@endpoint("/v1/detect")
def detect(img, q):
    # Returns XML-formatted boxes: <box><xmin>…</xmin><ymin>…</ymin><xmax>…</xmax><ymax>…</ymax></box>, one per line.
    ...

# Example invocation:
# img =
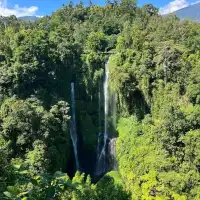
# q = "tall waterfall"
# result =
<box><xmin>70</xmin><ymin>82</ymin><xmax>80</xmax><ymax>171</ymax></box>
<box><xmin>95</xmin><ymin>60</ymin><xmax>110</xmax><ymax>176</ymax></box>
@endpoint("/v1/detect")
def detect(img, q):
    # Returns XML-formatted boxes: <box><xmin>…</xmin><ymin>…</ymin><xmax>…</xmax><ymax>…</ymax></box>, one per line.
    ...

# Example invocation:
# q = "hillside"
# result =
<box><xmin>18</xmin><ymin>16</ymin><xmax>39</xmax><ymax>21</ymax></box>
<box><xmin>173</xmin><ymin>2</ymin><xmax>200</xmax><ymax>22</ymax></box>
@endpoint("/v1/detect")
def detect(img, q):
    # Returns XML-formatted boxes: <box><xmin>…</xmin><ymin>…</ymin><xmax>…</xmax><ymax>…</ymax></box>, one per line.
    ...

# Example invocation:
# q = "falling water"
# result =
<box><xmin>70</xmin><ymin>82</ymin><xmax>80</xmax><ymax>171</ymax></box>
<box><xmin>108</xmin><ymin>138</ymin><xmax>117</xmax><ymax>170</ymax></box>
<box><xmin>95</xmin><ymin>60</ymin><xmax>110</xmax><ymax>176</ymax></box>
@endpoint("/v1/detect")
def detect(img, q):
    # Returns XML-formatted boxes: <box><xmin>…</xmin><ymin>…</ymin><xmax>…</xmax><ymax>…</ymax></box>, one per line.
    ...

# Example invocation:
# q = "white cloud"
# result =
<box><xmin>159</xmin><ymin>0</ymin><xmax>189</xmax><ymax>15</ymax></box>
<box><xmin>0</xmin><ymin>0</ymin><xmax>38</xmax><ymax>17</ymax></box>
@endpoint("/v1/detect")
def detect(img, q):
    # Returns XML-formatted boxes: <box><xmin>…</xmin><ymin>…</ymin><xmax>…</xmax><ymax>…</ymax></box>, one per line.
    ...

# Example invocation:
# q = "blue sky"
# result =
<box><xmin>0</xmin><ymin>0</ymin><xmax>199</xmax><ymax>17</ymax></box>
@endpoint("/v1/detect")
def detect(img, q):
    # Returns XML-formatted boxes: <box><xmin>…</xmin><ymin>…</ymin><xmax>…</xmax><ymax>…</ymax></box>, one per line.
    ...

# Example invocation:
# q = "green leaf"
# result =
<box><xmin>19</xmin><ymin>170</ymin><xmax>29</xmax><ymax>175</ymax></box>
<box><xmin>3</xmin><ymin>191</ymin><xmax>13</xmax><ymax>198</ymax></box>
<box><xmin>13</xmin><ymin>164</ymin><xmax>21</xmax><ymax>170</ymax></box>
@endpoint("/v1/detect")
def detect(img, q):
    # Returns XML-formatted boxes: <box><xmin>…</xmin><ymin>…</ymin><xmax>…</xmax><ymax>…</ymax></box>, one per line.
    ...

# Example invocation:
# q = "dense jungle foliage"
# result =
<box><xmin>1</xmin><ymin>0</ymin><xmax>200</xmax><ymax>199</ymax></box>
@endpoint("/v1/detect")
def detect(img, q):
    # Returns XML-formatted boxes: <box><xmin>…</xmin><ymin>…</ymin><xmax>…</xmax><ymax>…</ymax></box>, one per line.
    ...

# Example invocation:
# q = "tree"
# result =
<box><xmin>119</xmin><ymin>0</ymin><xmax>137</xmax><ymax>16</ymax></box>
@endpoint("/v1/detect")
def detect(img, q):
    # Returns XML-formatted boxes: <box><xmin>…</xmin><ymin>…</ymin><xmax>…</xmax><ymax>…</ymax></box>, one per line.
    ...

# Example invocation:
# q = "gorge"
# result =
<box><xmin>70</xmin><ymin>57</ymin><xmax>118</xmax><ymax>178</ymax></box>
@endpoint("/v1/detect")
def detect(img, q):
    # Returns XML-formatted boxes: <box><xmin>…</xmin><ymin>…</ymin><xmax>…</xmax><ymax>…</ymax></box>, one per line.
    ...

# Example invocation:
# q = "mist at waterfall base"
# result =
<box><xmin>69</xmin><ymin>58</ymin><xmax>118</xmax><ymax>179</ymax></box>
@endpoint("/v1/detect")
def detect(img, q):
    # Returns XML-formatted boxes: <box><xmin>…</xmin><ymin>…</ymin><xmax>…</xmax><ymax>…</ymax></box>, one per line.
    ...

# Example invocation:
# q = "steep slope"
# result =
<box><xmin>174</xmin><ymin>2</ymin><xmax>200</xmax><ymax>22</ymax></box>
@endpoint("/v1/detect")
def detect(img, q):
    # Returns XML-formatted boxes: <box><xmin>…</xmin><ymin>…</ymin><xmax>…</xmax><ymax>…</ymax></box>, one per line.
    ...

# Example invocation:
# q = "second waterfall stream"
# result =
<box><xmin>70</xmin><ymin>82</ymin><xmax>80</xmax><ymax>171</ymax></box>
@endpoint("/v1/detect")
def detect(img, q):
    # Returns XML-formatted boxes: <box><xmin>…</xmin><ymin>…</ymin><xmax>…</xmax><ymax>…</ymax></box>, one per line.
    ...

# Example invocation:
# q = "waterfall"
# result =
<box><xmin>95</xmin><ymin>60</ymin><xmax>109</xmax><ymax>176</ymax></box>
<box><xmin>95</xmin><ymin>58</ymin><xmax>118</xmax><ymax>176</ymax></box>
<box><xmin>108</xmin><ymin>138</ymin><xmax>117</xmax><ymax>170</ymax></box>
<box><xmin>70</xmin><ymin>82</ymin><xmax>80</xmax><ymax>171</ymax></box>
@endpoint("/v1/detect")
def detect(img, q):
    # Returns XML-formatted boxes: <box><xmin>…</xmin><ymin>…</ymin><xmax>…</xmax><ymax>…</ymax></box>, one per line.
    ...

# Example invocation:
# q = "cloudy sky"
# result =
<box><xmin>0</xmin><ymin>0</ymin><xmax>199</xmax><ymax>17</ymax></box>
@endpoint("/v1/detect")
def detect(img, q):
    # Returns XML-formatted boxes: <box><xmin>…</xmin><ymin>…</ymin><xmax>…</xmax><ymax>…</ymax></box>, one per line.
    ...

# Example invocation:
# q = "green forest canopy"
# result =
<box><xmin>1</xmin><ymin>0</ymin><xmax>200</xmax><ymax>199</ymax></box>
